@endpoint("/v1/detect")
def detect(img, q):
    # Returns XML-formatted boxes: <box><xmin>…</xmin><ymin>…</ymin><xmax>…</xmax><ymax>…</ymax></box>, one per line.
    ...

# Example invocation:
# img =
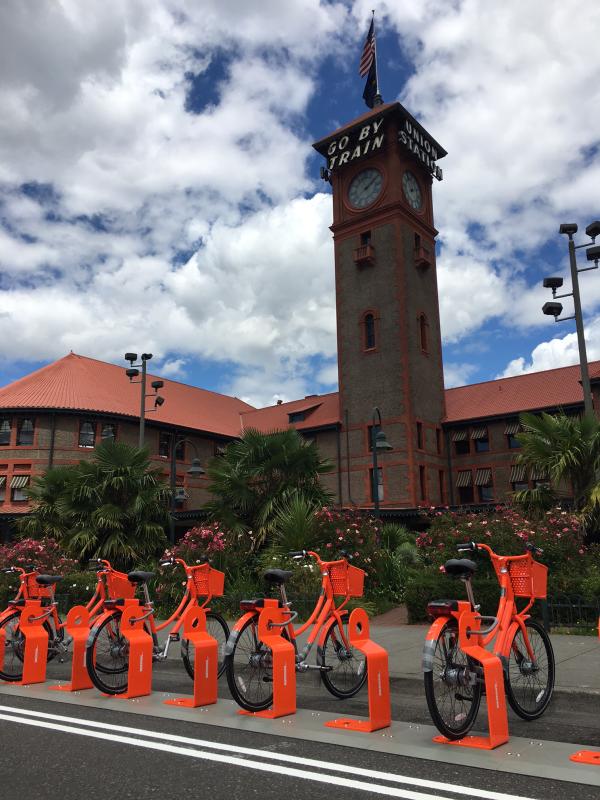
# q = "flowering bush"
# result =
<box><xmin>312</xmin><ymin>507</ymin><xmax>380</xmax><ymax>586</ymax></box>
<box><xmin>0</xmin><ymin>537</ymin><xmax>77</xmax><ymax>574</ymax></box>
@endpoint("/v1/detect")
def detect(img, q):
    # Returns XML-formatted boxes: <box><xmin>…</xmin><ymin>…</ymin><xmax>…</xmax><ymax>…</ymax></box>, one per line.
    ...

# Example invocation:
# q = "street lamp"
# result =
<box><xmin>169</xmin><ymin>436</ymin><xmax>206</xmax><ymax>544</ymax></box>
<box><xmin>542</xmin><ymin>221</ymin><xmax>600</xmax><ymax>416</ymax></box>
<box><xmin>124</xmin><ymin>353</ymin><xmax>166</xmax><ymax>447</ymax></box>
<box><xmin>371</xmin><ymin>407</ymin><xmax>393</xmax><ymax>516</ymax></box>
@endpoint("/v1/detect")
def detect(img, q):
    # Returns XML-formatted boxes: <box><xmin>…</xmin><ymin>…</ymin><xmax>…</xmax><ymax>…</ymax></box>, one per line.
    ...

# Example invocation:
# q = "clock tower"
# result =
<box><xmin>313</xmin><ymin>103</ymin><xmax>447</xmax><ymax>509</ymax></box>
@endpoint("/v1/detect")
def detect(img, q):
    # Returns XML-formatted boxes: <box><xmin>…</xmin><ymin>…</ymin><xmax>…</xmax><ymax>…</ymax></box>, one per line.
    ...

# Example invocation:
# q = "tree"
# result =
<box><xmin>514</xmin><ymin>411</ymin><xmax>600</xmax><ymax>538</ymax></box>
<box><xmin>204</xmin><ymin>427</ymin><xmax>333</xmax><ymax>549</ymax></box>
<box><xmin>20</xmin><ymin>441</ymin><xmax>171</xmax><ymax>567</ymax></box>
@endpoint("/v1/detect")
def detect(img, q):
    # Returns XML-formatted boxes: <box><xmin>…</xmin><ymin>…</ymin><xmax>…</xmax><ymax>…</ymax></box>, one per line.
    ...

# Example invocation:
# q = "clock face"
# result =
<box><xmin>347</xmin><ymin>168</ymin><xmax>383</xmax><ymax>209</ymax></box>
<box><xmin>402</xmin><ymin>171</ymin><xmax>422</xmax><ymax>210</ymax></box>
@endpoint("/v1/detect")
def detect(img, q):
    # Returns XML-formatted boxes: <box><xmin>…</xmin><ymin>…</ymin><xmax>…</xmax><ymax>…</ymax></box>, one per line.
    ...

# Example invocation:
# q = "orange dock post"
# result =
<box><xmin>164</xmin><ymin>606</ymin><xmax>218</xmax><ymax>709</ymax></box>
<box><xmin>325</xmin><ymin>608</ymin><xmax>391</xmax><ymax>733</ymax></box>
<box><xmin>116</xmin><ymin>599</ymin><xmax>154</xmax><ymax>699</ymax></box>
<box><xmin>239</xmin><ymin>598</ymin><xmax>296</xmax><ymax>719</ymax></box>
<box><xmin>11</xmin><ymin>600</ymin><xmax>50</xmax><ymax>685</ymax></box>
<box><xmin>49</xmin><ymin>605</ymin><xmax>93</xmax><ymax>693</ymax></box>
<box><xmin>433</xmin><ymin>609</ymin><xmax>509</xmax><ymax>750</ymax></box>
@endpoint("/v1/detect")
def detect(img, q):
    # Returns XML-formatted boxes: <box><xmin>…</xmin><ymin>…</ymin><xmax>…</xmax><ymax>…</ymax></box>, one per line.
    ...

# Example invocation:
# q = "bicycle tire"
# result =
<box><xmin>0</xmin><ymin>611</ymin><xmax>24</xmax><ymax>681</ymax></box>
<box><xmin>423</xmin><ymin>618</ymin><xmax>482</xmax><ymax>740</ymax></box>
<box><xmin>319</xmin><ymin>617</ymin><xmax>367</xmax><ymax>698</ymax></box>
<box><xmin>505</xmin><ymin>618</ymin><xmax>555</xmax><ymax>720</ymax></box>
<box><xmin>181</xmin><ymin>611</ymin><xmax>229</xmax><ymax>680</ymax></box>
<box><xmin>85</xmin><ymin>611</ymin><xmax>129</xmax><ymax>695</ymax></box>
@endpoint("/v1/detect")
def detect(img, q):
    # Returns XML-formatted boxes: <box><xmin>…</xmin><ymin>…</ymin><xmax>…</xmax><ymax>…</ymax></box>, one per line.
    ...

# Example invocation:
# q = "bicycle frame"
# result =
<box><xmin>233</xmin><ymin>551</ymin><xmax>354</xmax><ymax>666</ymax></box>
<box><xmin>425</xmin><ymin>543</ymin><xmax>539</xmax><ymax>673</ymax></box>
<box><xmin>0</xmin><ymin>566</ymin><xmax>62</xmax><ymax>634</ymax></box>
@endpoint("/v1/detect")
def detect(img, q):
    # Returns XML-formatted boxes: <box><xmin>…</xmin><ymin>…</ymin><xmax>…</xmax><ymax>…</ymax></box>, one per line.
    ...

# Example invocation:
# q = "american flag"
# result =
<box><xmin>359</xmin><ymin>19</ymin><xmax>375</xmax><ymax>77</ymax></box>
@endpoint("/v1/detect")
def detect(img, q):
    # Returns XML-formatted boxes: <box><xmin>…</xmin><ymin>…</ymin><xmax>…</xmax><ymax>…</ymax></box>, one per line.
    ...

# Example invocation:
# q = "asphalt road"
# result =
<box><xmin>1</xmin><ymin>692</ymin><xmax>598</xmax><ymax>800</ymax></box>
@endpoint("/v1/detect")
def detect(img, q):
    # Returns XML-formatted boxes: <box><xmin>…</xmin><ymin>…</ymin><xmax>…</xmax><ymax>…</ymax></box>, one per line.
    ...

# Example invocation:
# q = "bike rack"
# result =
<box><xmin>164</xmin><ymin>606</ymin><xmax>218</xmax><ymax>709</ymax></box>
<box><xmin>238</xmin><ymin>598</ymin><xmax>296</xmax><ymax>719</ymax></box>
<box><xmin>433</xmin><ymin>609</ymin><xmax>509</xmax><ymax>750</ymax></box>
<box><xmin>49</xmin><ymin>606</ymin><xmax>93</xmax><ymax>693</ymax></box>
<box><xmin>0</xmin><ymin>600</ymin><xmax>50</xmax><ymax>685</ymax></box>
<box><xmin>324</xmin><ymin>607</ymin><xmax>391</xmax><ymax>733</ymax></box>
<box><xmin>569</xmin><ymin>623</ymin><xmax>600</xmax><ymax>765</ymax></box>
<box><xmin>115</xmin><ymin>599</ymin><xmax>154</xmax><ymax>700</ymax></box>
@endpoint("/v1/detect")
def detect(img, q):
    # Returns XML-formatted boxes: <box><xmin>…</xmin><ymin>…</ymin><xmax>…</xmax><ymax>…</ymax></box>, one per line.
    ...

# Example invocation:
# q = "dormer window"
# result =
<box><xmin>289</xmin><ymin>411</ymin><xmax>306</xmax><ymax>423</ymax></box>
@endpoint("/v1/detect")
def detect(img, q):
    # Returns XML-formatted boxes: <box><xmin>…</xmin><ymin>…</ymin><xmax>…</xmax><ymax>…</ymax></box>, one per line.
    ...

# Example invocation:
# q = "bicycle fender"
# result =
<box><xmin>224</xmin><ymin>611</ymin><xmax>257</xmax><ymax>657</ymax></box>
<box><xmin>0</xmin><ymin>606</ymin><xmax>19</xmax><ymax>626</ymax></box>
<box><xmin>316</xmin><ymin>609</ymin><xmax>348</xmax><ymax>649</ymax></box>
<box><xmin>86</xmin><ymin>609</ymin><xmax>119</xmax><ymax>647</ymax></box>
<box><xmin>422</xmin><ymin>616</ymin><xmax>450</xmax><ymax>672</ymax></box>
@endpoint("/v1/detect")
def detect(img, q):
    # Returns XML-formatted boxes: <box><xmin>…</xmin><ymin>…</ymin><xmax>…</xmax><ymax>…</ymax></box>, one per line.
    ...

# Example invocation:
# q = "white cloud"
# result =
<box><xmin>443</xmin><ymin>362</ymin><xmax>478</xmax><ymax>389</ymax></box>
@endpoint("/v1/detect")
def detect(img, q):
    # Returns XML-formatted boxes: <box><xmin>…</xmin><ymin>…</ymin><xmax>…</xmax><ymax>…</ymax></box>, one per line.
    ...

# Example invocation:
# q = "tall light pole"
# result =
<box><xmin>124</xmin><ymin>352</ymin><xmax>166</xmax><ymax>447</ymax></box>
<box><xmin>542</xmin><ymin>221</ymin><xmax>600</xmax><ymax>417</ymax></box>
<box><xmin>371</xmin><ymin>406</ymin><xmax>393</xmax><ymax>516</ymax></box>
<box><xmin>169</xmin><ymin>436</ymin><xmax>205</xmax><ymax>544</ymax></box>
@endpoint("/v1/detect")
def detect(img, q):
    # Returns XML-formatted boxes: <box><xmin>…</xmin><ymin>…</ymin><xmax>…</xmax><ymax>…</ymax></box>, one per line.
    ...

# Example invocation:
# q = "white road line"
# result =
<box><xmin>0</xmin><ymin>704</ymin><xmax>538</xmax><ymax>800</ymax></box>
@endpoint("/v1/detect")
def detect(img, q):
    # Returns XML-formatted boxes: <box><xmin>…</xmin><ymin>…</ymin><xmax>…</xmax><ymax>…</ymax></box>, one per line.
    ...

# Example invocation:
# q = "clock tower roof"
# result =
<box><xmin>312</xmin><ymin>101</ymin><xmax>447</xmax><ymax>161</ymax></box>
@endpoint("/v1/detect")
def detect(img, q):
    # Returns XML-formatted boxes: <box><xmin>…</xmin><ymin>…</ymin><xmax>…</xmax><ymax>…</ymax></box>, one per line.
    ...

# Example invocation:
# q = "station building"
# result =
<box><xmin>0</xmin><ymin>102</ymin><xmax>594</xmax><ymax>535</ymax></box>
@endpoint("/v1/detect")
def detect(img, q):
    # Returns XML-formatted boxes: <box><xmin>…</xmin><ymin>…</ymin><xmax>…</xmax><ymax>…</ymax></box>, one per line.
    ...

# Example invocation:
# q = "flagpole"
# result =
<box><xmin>371</xmin><ymin>9</ymin><xmax>383</xmax><ymax>106</ymax></box>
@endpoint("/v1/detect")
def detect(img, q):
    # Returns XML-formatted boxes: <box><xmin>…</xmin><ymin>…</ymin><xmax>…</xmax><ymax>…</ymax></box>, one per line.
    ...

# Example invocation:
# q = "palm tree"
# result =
<box><xmin>22</xmin><ymin>441</ymin><xmax>171</xmax><ymax>567</ymax></box>
<box><xmin>204</xmin><ymin>427</ymin><xmax>333</xmax><ymax>549</ymax></box>
<box><xmin>514</xmin><ymin>411</ymin><xmax>600</xmax><ymax>536</ymax></box>
<box><xmin>19</xmin><ymin>466</ymin><xmax>75</xmax><ymax>539</ymax></box>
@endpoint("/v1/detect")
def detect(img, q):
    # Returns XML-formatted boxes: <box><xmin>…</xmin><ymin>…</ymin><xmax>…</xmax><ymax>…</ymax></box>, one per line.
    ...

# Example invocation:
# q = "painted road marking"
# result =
<box><xmin>0</xmin><ymin>704</ymin><xmax>537</xmax><ymax>800</ymax></box>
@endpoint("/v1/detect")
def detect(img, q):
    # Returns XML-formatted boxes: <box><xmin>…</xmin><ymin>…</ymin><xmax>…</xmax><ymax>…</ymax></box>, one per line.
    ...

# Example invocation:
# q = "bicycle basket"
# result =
<box><xmin>190</xmin><ymin>564</ymin><xmax>225</xmax><ymax>597</ymax></box>
<box><xmin>106</xmin><ymin>569</ymin><xmax>136</xmax><ymax>600</ymax></box>
<box><xmin>25</xmin><ymin>574</ymin><xmax>53</xmax><ymax>600</ymax></box>
<box><xmin>509</xmin><ymin>557</ymin><xmax>547</xmax><ymax>599</ymax></box>
<box><xmin>328</xmin><ymin>561</ymin><xmax>365</xmax><ymax>598</ymax></box>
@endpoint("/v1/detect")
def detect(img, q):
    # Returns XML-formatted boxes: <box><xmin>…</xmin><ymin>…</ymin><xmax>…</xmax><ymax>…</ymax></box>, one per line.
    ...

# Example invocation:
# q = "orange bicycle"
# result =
<box><xmin>225</xmin><ymin>550</ymin><xmax>367</xmax><ymax>712</ymax></box>
<box><xmin>0</xmin><ymin>565</ymin><xmax>64</xmax><ymax>681</ymax></box>
<box><xmin>85</xmin><ymin>556</ymin><xmax>229</xmax><ymax>694</ymax></box>
<box><xmin>423</xmin><ymin>540</ymin><xmax>555</xmax><ymax>740</ymax></box>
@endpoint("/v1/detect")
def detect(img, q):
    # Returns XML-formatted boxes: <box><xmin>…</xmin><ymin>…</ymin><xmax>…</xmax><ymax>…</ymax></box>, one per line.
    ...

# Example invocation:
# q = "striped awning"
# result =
<box><xmin>10</xmin><ymin>475</ymin><xmax>29</xmax><ymax>489</ymax></box>
<box><xmin>510</xmin><ymin>464</ymin><xmax>527</xmax><ymax>482</ymax></box>
<box><xmin>504</xmin><ymin>421</ymin><xmax>521</xmax><ymax>435</ymax></box>
<box><xmin>0</xmin><ymin>476</ymin><xmax>5</xmax><ymax>488</ymax></box>
<box><xmin>451</xmin><ymin>430</ymin><xmax>468</xmax><ymax>442</ymax></box>
<box><xmin>474</xmin><ymin>468</ymin><xmax>492</xmax><ymax>486</ymax></box>
<box><xmin>456</xmin><ymin>471</ymin><xmax>472</xmax><ymax>488</ymax></box>
<box><xmin>530</xmin><ymin>466</ymin><xmax>549</xmax><ymax>481</ymax></box>
<box><xmin>471</xmin><ymin>427</ymin><xmax>488</xmax><ymax>440</ymax></box>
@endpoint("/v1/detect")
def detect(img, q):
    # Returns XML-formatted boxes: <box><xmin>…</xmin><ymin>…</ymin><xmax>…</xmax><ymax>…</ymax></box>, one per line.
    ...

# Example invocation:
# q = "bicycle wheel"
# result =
<box><xmin>225</xmin><ymin>615</ymin><xmax>289</xmax><ymax>712</ymax></box>
<box><xmin>424</xmin><ymin>619</ymin><xmax>482</xmax><ymax>740</ymax></box>
<box><xmin>319</xmin><ymin>617</ymin><xmax>367</xmax><ymax>698</ymax></box>
<box><xmin>505</xmin><ymin>618</ymin><xmax>555</xmax><ymax>720</ymax></box>
<box><xmin>181</xmin><ymin>611</ymin><xmax>229</xmax><ymax>680</ymax></box>
<box><xmin>0</xmin><ymin>612</ymin><xmax>25</xmax><ymax>681</ymax></box>
<box><xmin>85</xmin><ymin>611</ymin><xmax>129</xmax><ymax>695</ymax></box>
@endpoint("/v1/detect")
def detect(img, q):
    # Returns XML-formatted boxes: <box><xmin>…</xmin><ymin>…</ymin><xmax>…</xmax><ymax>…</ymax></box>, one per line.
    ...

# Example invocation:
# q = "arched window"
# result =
<box><xmin>17</xmin><ymin>418</ymin><xmax>34</xmax><ymax>446</ymax></box>
<box><xmin>79</xmin><ymin>421</ymin><xmax>96</xmax><ymax>448</ymax></box>
<box><xmin>364</xmin><ymin>313</ymin><xmax>376</xmax><ymax>350</ymax></box>
<box><xmin>0</xmin><ymin>419</ymin><xmax>11</xmax><ymax>446</ymax></box>
<box><xmin>418</xmin><ymin>313</ymin><xmax>429</xmax><ymax>353</ymax></box>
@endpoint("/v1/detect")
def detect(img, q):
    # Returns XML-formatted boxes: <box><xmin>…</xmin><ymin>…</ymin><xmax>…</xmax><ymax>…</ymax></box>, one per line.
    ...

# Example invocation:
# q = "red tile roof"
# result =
<box><xmin>444</xmin><ymin>360</ymin><xmax>600</xmax><ymax>423</ymax></box>
<box><xmin>241</xmin><ymin>393</ymin><xmax>340</xmax><ymax>433</ymax></box>
<box><xmin>0</xmin><ymin>353</ymin><xmax>254</xmax><ymax>437</ymax></box>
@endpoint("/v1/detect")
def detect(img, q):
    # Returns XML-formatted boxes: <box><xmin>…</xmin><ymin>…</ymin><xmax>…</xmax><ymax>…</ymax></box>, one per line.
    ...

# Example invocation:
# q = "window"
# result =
<box><xmin>438</xmin><ymin>470</ymin><xmax>445</xmax><ymax>503</ymax></box>
<box><xmin>416</xmin><ymin>421</ymin><xmax>424</xmax><ymax>450</ymax></box>
<box><xmin>364</xmin><ymin>313</ymin><xmax>376</xmax><ymax>350</ymax></box>
<box><xmin>512</xmin><ymin>481</ymin><xmax>529</xmax><ymax>493</ymax></box>
<box><xmin>505</xmin><ymin>421</ymin><xmax>521</xmax><ymax>449</ymax></box>
<box><xmin>0</xmin><ymin>476</ymin><xmax>6</xmax><ymax>503</ymax></box>
<box><xmin>475</xmin><ymin>468</ymin><xmax>493</xmax><ymax>502</ymax></box>
<box><xmin>17</xmin><ymin>418</ymin><xmax>34</xmax><ymax>446</ymax></box>
<box><xmin>510</xmin><ymin>464</ymin><xmax>528</xmax><ymax>493</ymax></box>
<box><xmin>10</xmin><ymin>475</ymin><xmax>29</xmax><ymax>502</ymax></box>
<box><xmin>78</xmin><ymin>421</ymin><xmax>95</xmax><ymax>448</ymax></box>
<box><xmin>370</xmin><ymin>467</ymin><xmax>384</xmax><ymax>503</ymax></box>
<box><xmin>159</xmin><ymin>432</ymin><xmax>170</xmax><ymax>458</ymax></box>
<box><xmin>214</xmin><ymin>442</ymin><xmax>227</xmax><ymax>457</ymax></box>
<box><xmin>0</xmin><ymin>419</ymin><xmax>11</xmax><ymax>446</ymax></box>
<box><xmin>436</xmin><ymin>427</ymin><xmax>442</xmax><ymax>455</ymax></box>
<box><xmin>452</xmin><ymin>430</ymin><xmax>470</xmax><ymax>456</ymax></box>
<box><xmin>360</xmin><ymin>230</ymin><xmax>371</xmax><ymax>246</ymax></box>
<box><xmin>175</xmin><ymin>439</ymin><xmax>185</xmax><ymax>461</ymax></box>
<box><xmin>418</xmin><ymin>313</ymin><xmax>429</xmax><ymax>353</ymax></box>
<box><xmin>419</xmin><ymin>465</ymin><xmax>427</xmax><ymax>501</ymax></box>
<box><xmin>471</xmin><ymin>427</ymin><xmax>489</xmax><ymax>453</ymax></box>
<box><xmin>101</xmin><ymin>423</ymin><xmax>116</xmax><ymax>441</ymax></box>
<box><xmin>457</xmin><ymin>470</ymin><xmax>473</xmax><ymax>504</ymax></box>
<box><xmin>288</xmin><ymin>411</ymin><xmax>306</xmax><ymax>423</ymax></box>
<box><xmin>414</xmin><ymin>233</ymin><xmax>421</xmax><ymax>250</ymax></box>
<box><xmin>367</xmin><ymin>423</ymin><xmax>381</xmax><ymax>452</ymax></box>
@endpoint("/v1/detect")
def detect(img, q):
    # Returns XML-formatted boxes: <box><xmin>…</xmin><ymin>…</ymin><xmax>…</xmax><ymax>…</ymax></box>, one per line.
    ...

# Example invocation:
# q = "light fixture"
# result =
<box><xmin>126</xmin><ymin>368</ymin><xmax>140</xmax><ymax>380</ymax></box>
<box><xmin>187</xmin><ymin>458</ymin><xmax>205</xmax><ymax>477</ymax></box>
<box><xmin>585</xmin><ymin>221</ymin><xmax>600</xmax><ymax>241</ymax></box>
<box><xmin>154</xmin><ymin>395</ymin><xmax>165</xmax><ymax>407</ymax></box>
<box><xmin>586</xmin><ymin>245</ymin><xmax>600</xmax><ymax>263</ymax></box>
<box><xmin>151</xmin><ymin>380</ymin><xmax>164</xmax><ymax>390</ymax></box>
<box><xmin>542</xmin><ymin>277</ymin><xmax>563</xmax><ymax>291</ymax></box>
<box><xmin>124</xmin><ymin>352</ymin><xmax>137</xmax><ymax>363</ymax></box>
<box><xmin>542</xmin><ymin>301</ymin><xmax>563</xmax><ymax>318</ymax></box>
<box><xmin>375</xmin><ymin>430</ymin><xmax>393</xmax><ymax>451</ymax></box>
<box><xmin>559</xmin><ymin>223</ymin><xmax>578</xmax><ymax>235</ymax></box>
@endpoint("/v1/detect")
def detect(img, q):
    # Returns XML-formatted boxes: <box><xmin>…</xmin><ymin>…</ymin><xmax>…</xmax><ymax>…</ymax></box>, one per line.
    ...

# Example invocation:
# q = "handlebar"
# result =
<box><xmin>288</xmin><ymin>550</ymin><xmax>307</xmax><ymax>560</ymax></box>
<box><xmin>456</xmin><ymin>542</ymin><xmax>477</xmax><ymax>553</ymax></box>
<box><xmin>525</xmin><ymin>541</ymin><xmax>544</xmax><ymax>556</ymax></box>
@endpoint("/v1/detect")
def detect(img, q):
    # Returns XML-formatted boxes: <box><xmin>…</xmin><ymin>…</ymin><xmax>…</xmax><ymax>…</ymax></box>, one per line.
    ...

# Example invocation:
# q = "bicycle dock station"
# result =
<box><xmin>2</xmin><ymin>600</ymin><xmax>50</xmax><ymax>686</ymax></box>
<box><xmin>164</xmin><ymin>606</ymin><xmax>218</xmax><ymax>709</ymax></box>
<box><xmin>49</xmin><ymin>606</ymin><xmax>93</xmax><ymax>693</ymax></box>
<box><xmin>115</xmin><ymin>599</ymin><xmax>154</xmax><ymax>700</ymax></box>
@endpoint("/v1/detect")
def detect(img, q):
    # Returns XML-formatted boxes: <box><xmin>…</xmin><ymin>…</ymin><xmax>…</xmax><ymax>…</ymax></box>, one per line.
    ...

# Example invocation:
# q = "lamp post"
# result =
<box><xmin>542</xmin><ymin>221</ymin><xmax>600</xmax><ymax>417</ymax></box>
<box><xmin>169</xmin><ymin>436</ymin><xmax>205</xmax><ymax>544</ymax></box>
<box><xmin>124</xmin><ymin>352</ymin><xmax>166</xmax><ymax>447</ymax></box>
<box><xmin>371</xmin><ymin>407</ymin><xmax>393</xmax><ymax>516</ymax></box>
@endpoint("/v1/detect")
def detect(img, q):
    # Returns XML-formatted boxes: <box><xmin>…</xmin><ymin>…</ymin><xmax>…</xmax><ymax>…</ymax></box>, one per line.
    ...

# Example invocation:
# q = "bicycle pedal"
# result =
<box><xmin>169</xmin><ymin>633</ymin><xmax>180</xmax><ymax>642</ymax></box>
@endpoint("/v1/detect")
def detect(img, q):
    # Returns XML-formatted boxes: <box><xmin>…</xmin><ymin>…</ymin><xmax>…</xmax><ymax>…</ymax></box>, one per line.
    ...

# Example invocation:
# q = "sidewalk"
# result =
<box><xmin>369</xmin><ymin>620</ymin><xmax>600</xmax><ymax>694</ymax></box>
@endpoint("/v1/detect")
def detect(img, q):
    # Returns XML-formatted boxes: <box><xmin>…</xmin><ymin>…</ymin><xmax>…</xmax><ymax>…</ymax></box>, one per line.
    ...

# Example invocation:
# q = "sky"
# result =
<box><xmin>1</xmin><ymin>0</ymin><xmax>599</xmax><ymax>409</ymax></box>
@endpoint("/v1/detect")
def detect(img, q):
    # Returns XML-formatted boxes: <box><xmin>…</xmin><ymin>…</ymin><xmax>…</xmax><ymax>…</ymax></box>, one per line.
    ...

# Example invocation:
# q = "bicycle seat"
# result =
<box><xmin>443</xmin><ymin>559</ymin><xmax>477</xmax><ymax>578</ymax></box>
<box><xmin>263</xmin><ymin>569</ymin><xmax>293</xmax><ymax>585</ymax></box>
<box><xmin>127</xmin><ymin>570</ymin><xmax>155</xmax><ymax>584</ymax></box>
<box><xmin>35</xmin><ymin>574</ymin><xmax>62</xmax><ymax>586</ymax></box>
